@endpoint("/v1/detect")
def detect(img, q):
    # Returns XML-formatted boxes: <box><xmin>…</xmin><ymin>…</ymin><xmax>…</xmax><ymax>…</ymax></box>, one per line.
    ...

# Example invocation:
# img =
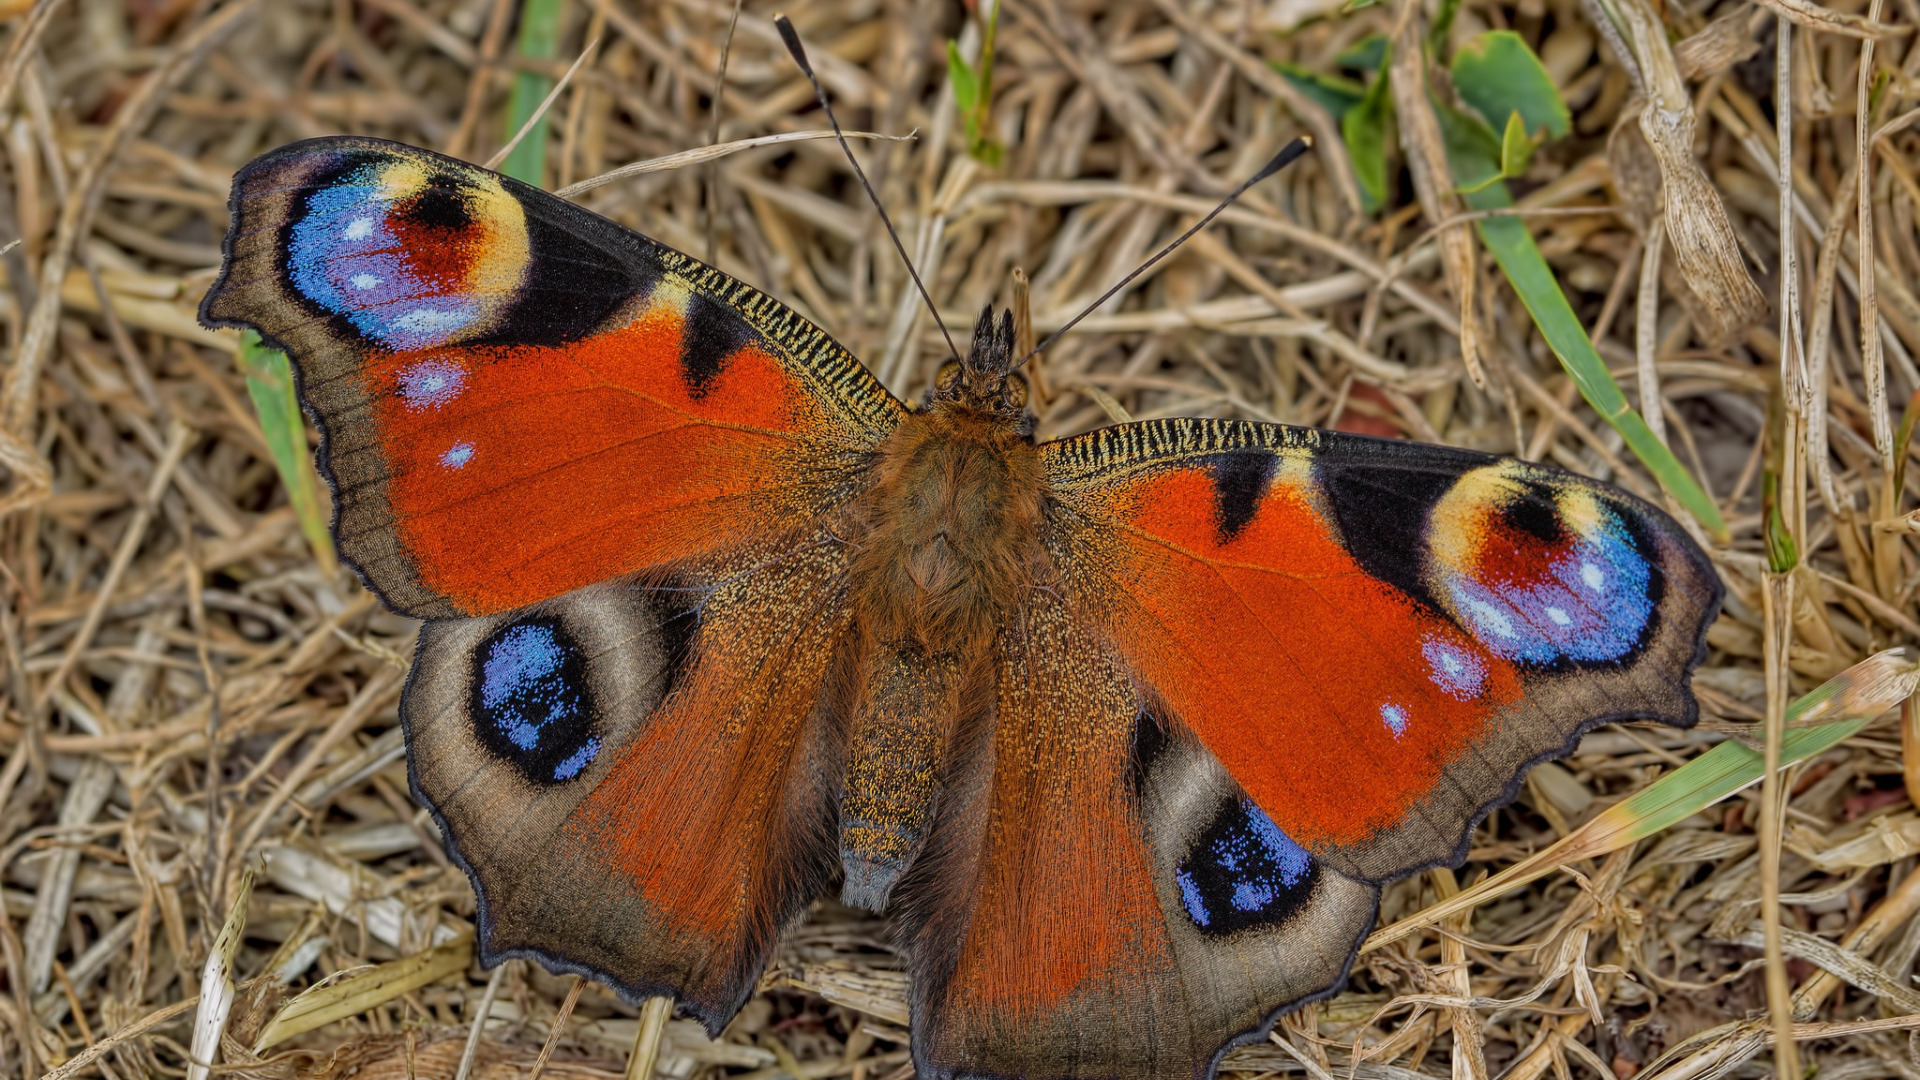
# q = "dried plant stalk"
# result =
<box><xmin>1387</xmin><ymin>0</ymin><xmax>1487</xmax><ymax>389</ymax></box>
<box><xmin>1584</xmin><ymin>0</ymin><xmax>1767</xmax><ymax>349</ymax></box>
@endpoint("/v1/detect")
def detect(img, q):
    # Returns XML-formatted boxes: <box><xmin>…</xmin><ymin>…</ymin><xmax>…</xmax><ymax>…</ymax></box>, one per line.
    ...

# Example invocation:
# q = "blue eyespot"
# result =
<box><xmin>289</xmin><ymin>177</ymin><xmax>488</xmax><ymax>351</ymax></box>
<box><xmin>472</xmin><ymin>620</ymin><xmax>599</xmax><ymax>783</ymax></box>
<box><xmin>1176</xmin><ymin>797</ymin><xmax>1317</xmax><ymax>934</ymax></box>
<box><xmin>1440</xmin><ymin>505</ymin><xmax>1655</xmax><ymax>665</ymax></box>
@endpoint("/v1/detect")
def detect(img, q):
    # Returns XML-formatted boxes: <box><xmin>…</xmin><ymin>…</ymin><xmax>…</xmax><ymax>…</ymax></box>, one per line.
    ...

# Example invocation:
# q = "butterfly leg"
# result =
<box><xmin>839</xmin><ymin>645</ymin><xmax>970</xmax><ymax>910</ymax></box>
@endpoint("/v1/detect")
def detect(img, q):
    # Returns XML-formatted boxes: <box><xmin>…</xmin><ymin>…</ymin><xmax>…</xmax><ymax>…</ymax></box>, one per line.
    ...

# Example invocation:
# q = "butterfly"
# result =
<box><xmin>200</xmin><ymin>135</ymin><xmax>1721</xmax><ymax>1080</ymax></box>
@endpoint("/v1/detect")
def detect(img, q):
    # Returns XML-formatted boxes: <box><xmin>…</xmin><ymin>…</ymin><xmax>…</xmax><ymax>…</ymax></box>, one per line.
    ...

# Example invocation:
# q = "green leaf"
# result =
<box><xmin>1341</xmin><ymin>66</ymin><xmax>1394</xmax><ymax>212</ymax></box>
<box><xmin>1763</xmin><ymin>389</ymin><xmax>1800</xmax><ymax>571</ymax></box>
<box><xmin>1459</xmin><ymin>179</ymin><xmax>1729</xmax><ymax>539</ymax></box>
<box><xmin>1272</xmin><ymin>63</ymin><xmax>1367</xmax><ymax>121</ymax></box>
<box><xmin>948</xmin><ymin>0</ymin><xmax>1004</xmax><ymax>165</ymax></box>
<box><xmin>1334</xmin><ymin>33</ymin><xmax>1387</xmax><ymax>72</ymax></box>
<box><xmin>499</xmin><ymin>0</ymin><xmax>564</xmax><ymax>186</ymax></box>
<box><xmin>1432</xmin><ymin>95</ymin><xmax>1504</xmax><ymax>194</ymax></box>
<box><xmin>237</xmin><ymin>332</ymin><xmax>335</xmax><ymax>572</ymax></box>
<box><xmin>1450</xmin><ymin>30</ymin><xmax>1571</xmax><ymax>141</ymax></box>
<box><xmin>1499</xmin><ymin>109</ymin><xmax>1534</xmax><ymax>178</ymax></box>
<box><xmin>946</xmin><ymin>41</ymin><xmax>979</xmax><ymax>113</ymax></box>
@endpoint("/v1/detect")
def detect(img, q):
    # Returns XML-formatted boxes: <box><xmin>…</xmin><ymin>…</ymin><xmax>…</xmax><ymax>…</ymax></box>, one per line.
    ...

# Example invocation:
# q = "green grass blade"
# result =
<box><xmin>1462</xmin><ymin>181</ymin><xmax>1729</xmax><ymax>539</ymax></box>
<box><xmin>1588</xmin><ymin>646</ymin><xmax>1920</xmax><ymax>847</ymax></box>
<box><xmin>1272</xmin><ymin>62</ymin><xmax>1366</xmax><ymax>121</ymax></box>
<box><xmin>237</xmin><ymin>331</ymin><xmax>335</xmax><ymax>573</ymax></box>
<box><xmin>500</xmin><ymin>0</ymin><xmax>565</xmax><ymax>186</ymax></box>
<box><xmin>1367</xmin><ymin>647</ymin><xmax>1919</xmax><ymax>951</ymax></box>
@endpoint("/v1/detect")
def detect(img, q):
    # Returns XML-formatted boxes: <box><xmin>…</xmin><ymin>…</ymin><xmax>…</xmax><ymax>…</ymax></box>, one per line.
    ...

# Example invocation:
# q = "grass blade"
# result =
<box><xmin>1366</xmin><ymin>646</ymin><xmax>1920</xmax><ymax>952</ymax></box>
<box><xmin>1464</xmin><ymin>182</ymin><xmax>1729</xmax><ymax>539</ymax></box>
<box><xmin>253</xmin><ymin>934</ymin><xmax>474</xmax><ymax>1052</ymax></box>
<box><xmin>237</xmin><ymin>331</ymin><xmax>335</xmax><ymax>574</ymax></box>
<box><xmin>500</xmin><ymin>0</ymin><xmax>565</xmax><ymax>186</ymax></box>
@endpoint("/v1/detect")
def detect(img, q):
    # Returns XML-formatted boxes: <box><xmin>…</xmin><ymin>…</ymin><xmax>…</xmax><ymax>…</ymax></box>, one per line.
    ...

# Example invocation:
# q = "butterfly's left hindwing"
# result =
<box><xmin>1042</xmin><ymin>420</ymin><xmax>1720</xmax><ymax>883</ymax></box>
<box><xmin>405</xmin><ymin>538</ymin><xmax>851</xmax><ymax>1026</ymax></box>
<box><xmin>201</xmin><ymin>136</ymin><xmax>904</xmax><ymax>619</ymax></box>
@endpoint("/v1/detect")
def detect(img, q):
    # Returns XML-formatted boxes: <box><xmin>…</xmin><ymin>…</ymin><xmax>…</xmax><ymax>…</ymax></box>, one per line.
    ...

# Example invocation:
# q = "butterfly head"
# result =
<box><xmin>929</xmin><ymin>305</ymin><xmax>1028</xmax><ymax>418</ymax></box>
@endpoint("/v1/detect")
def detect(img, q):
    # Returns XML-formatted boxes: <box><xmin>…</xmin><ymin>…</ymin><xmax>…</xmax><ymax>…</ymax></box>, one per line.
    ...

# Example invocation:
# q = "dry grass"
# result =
<box><xmin>3</xmin><ymin>0</ymin><xmax>1920</xmax><ymax>1077</ymax></box>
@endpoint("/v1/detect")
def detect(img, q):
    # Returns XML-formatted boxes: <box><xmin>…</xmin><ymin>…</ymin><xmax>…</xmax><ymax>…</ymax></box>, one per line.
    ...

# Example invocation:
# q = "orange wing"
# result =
<box><xmin>1042</xmin><ymin>419</ymin><xmax>1719</xmax><ymax>882</ymax></box>
<box><xmin>201</xmin><ymin>136</ymin><xmax>903</xmax><ymax>618</ymax></box>
<box><xmin>896</xmin><ymin>590</ymin><xmax>1376</xmax><ymax>1080</ymax></box>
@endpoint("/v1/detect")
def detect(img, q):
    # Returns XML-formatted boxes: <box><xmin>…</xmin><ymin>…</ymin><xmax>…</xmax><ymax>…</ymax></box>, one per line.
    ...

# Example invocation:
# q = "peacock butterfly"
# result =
<box><xmin>199</xmin><ymin>122</ymin><xmax>1719</xmax><ymax>1079</ymax></box>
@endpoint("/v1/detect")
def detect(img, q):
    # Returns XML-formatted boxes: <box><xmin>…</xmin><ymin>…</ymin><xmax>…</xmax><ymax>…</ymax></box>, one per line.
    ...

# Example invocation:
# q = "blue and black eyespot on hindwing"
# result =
<box><xmin>1175</xmin><ymin>796</ymin><xmax>1323</xmax><ymax>936</ymax></box>
<box><xmin>470</xmin><ymin>617</ymin><xmax>603</xmax><ymax>784</ymax></box>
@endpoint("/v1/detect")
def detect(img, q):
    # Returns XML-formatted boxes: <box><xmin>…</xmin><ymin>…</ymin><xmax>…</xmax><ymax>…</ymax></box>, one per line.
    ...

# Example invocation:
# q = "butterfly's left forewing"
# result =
<box><xmin>202</xmin><ymin>136</ymin><xmax>904</xmax><ymax>619</ymax></box>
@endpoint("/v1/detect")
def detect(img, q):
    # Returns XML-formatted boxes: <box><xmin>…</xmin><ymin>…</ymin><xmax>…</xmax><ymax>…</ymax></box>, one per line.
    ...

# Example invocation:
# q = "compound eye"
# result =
<box><xmin>935</xmin><ymin>361</ymin><xmax>964</xmax><ymax>394</ymax></box>
<box><xmin>1003</xmin><ymin>373</ymin><xmax>1029</xmax><ymax>409</ymax></box>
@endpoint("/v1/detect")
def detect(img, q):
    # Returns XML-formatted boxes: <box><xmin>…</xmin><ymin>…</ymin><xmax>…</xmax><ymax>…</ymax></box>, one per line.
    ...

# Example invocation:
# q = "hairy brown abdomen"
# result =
<box><xmin>838</xmin><ymin>404</ymin><xmax>1047</xmax><ymax>908</ymax></box>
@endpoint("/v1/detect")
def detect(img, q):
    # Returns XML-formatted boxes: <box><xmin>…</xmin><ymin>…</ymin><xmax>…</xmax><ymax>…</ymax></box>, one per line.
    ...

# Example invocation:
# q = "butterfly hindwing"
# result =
<box><xmin>1042</xmin><ymin>419</ymin><xmax>1720</xmax><ymax>883</ymax></box>
<box><xmin>894</xmin><ymin>591</ymin><xmax>1377</xmax><ymax>1080</ymax></box>
<box><xmin>201</xmin><ymin>136</ymin><xmax>904</xmax><ymax>619</ymax></box>
<box><xmin>405</xmin><ymin>538</ymin><xmax>852</xmax><ymax>1026</ymax></box>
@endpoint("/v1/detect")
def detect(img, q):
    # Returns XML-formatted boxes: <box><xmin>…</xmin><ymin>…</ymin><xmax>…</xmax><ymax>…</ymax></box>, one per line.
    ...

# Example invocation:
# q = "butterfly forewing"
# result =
<box><xmin>201</xmin><ymin>136</ymin><xmax>904</xmax><ymax>619</ymax></box>
<box><xmin>1041</xmin><ymin>419</ymin><xmax>1720</xmax><ymax>883</ymax></box>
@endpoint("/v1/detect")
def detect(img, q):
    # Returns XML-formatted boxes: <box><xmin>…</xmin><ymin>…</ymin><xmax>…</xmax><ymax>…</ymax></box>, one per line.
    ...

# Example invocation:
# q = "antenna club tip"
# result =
<box><xmin>774</xmin><ymin>14</ymin><xmax>808</xmax><ymax>62</ymax></box>
<box><xmin>1299</xmin><ymin>134</ymin><xmax>1314</xmax><ymax>148</ymax></box>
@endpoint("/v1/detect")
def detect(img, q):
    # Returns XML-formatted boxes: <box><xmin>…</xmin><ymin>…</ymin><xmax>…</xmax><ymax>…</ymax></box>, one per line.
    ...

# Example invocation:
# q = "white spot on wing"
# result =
<box><xmin>1581</xmin><ymin>561</ymin><xmax>1605</xmax><ymax>591</ymax></box>
<box><xmin>1464</xmin><ymin>596</ymin><xmax>1515</xmax><ymax>638</ymax></box>
<box><xmin>344</xmin><ymin>217</ymin><xmax>374</xmax><ymax>241</ymax></box>
<box><xmin>440</xmin><ymin>442</ymin><xmax>474</xmax><ymax>469</ymax></box>
<box><xmin>351</xmin><ymin>273</ymin><xmax>381</xmax><ymax>290</ymax></box>
<box><xmin>1546</xmin><ymin>606</ymin><xmax>1572</xmax><ymax>626</ymax></box>
<box><xmin>394</xmin><ymin>309</ymin><xmax>467</xmax><ymax>333</ymax></box>
<box><xmin>1380</xmin><ymin>703</ymin><xmax>1410</xmax><ymax>737</ymax></box>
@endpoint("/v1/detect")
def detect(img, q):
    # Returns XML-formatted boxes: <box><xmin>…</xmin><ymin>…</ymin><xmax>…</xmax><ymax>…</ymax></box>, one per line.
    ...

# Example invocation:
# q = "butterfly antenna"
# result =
<box><xmin>774</xmin><ymin>14</ymin><xmax>962</xmax><ymax>366</ymax></box>
<box><xmin>1013</xmin><ymin>136</ymin><xmax>1315</xmax><ymax>371</ymax></box>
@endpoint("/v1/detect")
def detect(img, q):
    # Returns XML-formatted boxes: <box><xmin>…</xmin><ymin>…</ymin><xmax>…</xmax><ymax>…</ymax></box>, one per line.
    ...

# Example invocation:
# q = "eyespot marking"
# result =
<box><xmin>471</xmin><ymin>620</ymin><xmax>600</xmax><ymax>784</ymax></box>
<box><xmin>1427</xmin><ymin>465</ymin><xmax>1657</xmax><ymax>665</ymax></box>
<box><xmin>1176</xmin><ymin>797</ymin><xmax>1319</xmax><ymax>935</ymax></box>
